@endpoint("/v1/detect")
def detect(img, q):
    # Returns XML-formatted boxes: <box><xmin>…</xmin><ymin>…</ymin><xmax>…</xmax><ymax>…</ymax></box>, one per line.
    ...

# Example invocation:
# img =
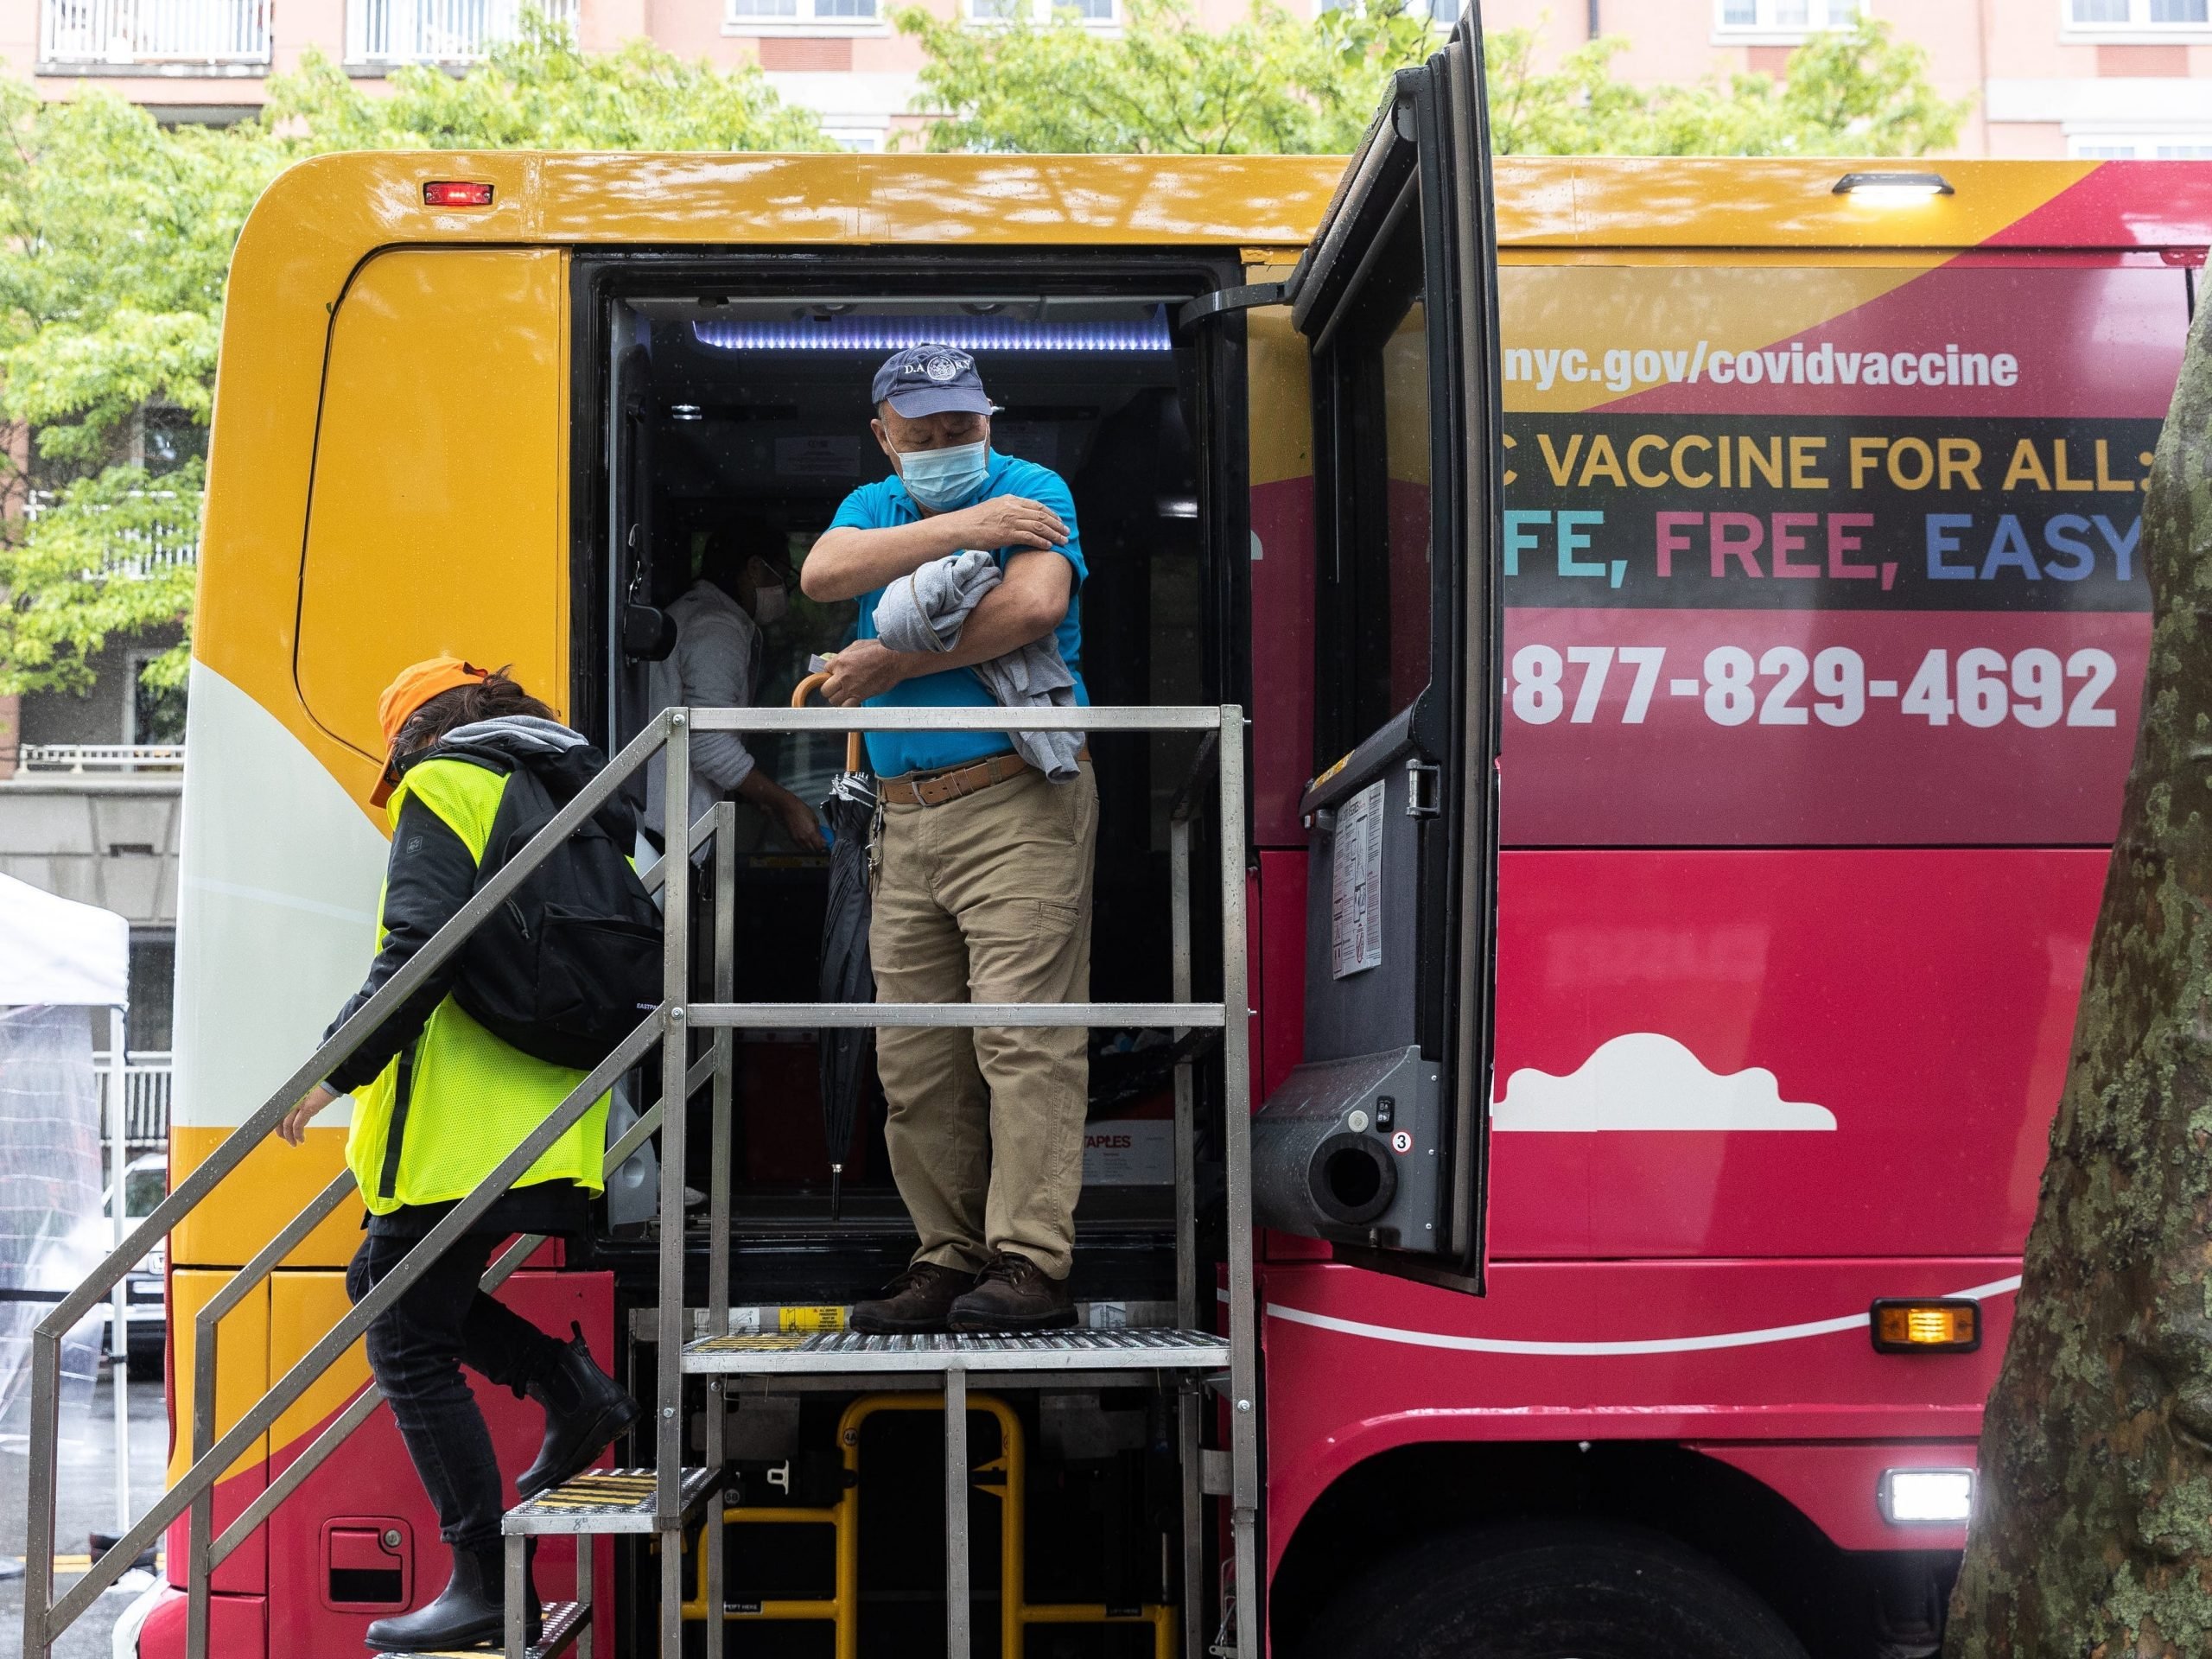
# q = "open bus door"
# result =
<box><xmin>1250</xmin><ymin>17</ymin><xmax>1501</xmax><ymax>1288</ymax></box>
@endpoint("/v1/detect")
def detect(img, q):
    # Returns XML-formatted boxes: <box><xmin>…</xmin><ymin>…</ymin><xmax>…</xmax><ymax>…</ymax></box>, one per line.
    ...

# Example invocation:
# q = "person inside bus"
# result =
<box><xmin>805</xmin><ymin>343</ymin><xmax>1095</xmax><ymax>1334</ymax></box>
<box><xmin>276</xmin><ymin>659</ymin><xmax>640</xmax><ymax>1652</ymax></box>
<box><xmin>643</xmin><ymin>524</ymin><xmax>826</xmax><ymax>856</ymax></box>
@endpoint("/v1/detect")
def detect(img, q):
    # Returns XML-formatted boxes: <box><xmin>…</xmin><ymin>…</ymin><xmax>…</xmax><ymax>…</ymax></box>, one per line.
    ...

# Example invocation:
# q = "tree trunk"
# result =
<box><xmin>1946</xmin><ymin>296</ymin><xmax>2212</xmax><ymax>1655</ymax></box>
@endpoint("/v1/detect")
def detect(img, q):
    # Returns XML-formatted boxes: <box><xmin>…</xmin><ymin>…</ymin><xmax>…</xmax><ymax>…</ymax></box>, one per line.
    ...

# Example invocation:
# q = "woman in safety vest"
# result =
<box><xmin>279</xmin><ymin>658</ymin><xmax>639</xmax><ymax>1652</ymax></box>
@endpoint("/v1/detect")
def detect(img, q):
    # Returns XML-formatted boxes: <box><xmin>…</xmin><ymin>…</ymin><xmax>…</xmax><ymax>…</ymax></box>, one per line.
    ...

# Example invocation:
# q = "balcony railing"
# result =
<box><xmin>41</xmin><ymin>0</ymin><xmax>271</xmax><ymax>65</ymax></box>
<box><xmin>14</xmin><ymin>744</ymin><xmax>186</xmax><ymax>773</ymax></box>
<box><xmin>98</xmin><ymin>1052</ymin><xmax>173</xmax><ymax>1150</ymax></box>
<box><xmin>347</xmin><ymin>0</ymin><xmax>576</xmax><ymax>63</ymax></box>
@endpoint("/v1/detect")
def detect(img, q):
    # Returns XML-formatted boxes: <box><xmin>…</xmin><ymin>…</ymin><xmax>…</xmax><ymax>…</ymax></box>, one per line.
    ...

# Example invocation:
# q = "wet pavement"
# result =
<box><xmin>0</xmin><ymin>1370</ymin><xmax>170</xmax><ymax>1659</ymax></box>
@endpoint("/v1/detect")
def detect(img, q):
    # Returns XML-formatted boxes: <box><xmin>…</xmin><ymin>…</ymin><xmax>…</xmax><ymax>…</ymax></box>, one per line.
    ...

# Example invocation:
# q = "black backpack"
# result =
<box><xmin>430</xmin><ymin>737</ymin><xmax>664</xmax><ymax>1070</ymax></box>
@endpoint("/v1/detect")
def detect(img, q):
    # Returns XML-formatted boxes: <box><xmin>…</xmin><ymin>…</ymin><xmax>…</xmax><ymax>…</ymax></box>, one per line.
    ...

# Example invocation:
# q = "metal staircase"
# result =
<box><xmin>19</xmin><ymin>702</ymin><xmax>1258</xmax><ymax>1659</ymax></box>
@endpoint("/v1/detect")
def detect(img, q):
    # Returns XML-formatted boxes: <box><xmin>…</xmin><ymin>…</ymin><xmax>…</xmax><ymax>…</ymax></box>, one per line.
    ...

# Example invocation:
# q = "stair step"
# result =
<box><xmin>373</xmin><ymin>1597</ymin><xmax>587</xmax><ymax>1659</ymax></box>
<box><xmin>503</xmin><ymin>1466</ymin><xmax>718</xmax><ymax>1535</ymax></box>
<box><xmin>681</xmin><ymin>1326</ymin><xmax>1232</xmax><ymax>1376</ymax></box>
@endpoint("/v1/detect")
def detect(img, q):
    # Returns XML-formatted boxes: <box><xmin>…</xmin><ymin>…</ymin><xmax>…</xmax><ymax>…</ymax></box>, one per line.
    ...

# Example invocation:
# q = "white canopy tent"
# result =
<box><xmin>0</xmin><ymin>874</ymin><xmax>130</xmax><ymax>1007</ymax></box>
<box><xmin>0</xmin><ymin>873</ymin><xmax>134</xmax><ymax>1538</ymax></box>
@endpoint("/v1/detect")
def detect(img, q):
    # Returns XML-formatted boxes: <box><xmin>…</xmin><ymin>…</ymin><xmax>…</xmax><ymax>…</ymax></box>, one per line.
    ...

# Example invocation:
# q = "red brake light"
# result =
<box><xmin>423</xmin><ymin>181</ymin><xmax>494</xmax><ymax>208</ymax></box>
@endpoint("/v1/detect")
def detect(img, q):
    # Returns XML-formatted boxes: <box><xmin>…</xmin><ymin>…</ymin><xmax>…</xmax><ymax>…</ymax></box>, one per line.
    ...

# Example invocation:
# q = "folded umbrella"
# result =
<box><xmin>793</xmin><ymin>672</ymin><xmax>876</xmax><ymax>1219</ymax></box>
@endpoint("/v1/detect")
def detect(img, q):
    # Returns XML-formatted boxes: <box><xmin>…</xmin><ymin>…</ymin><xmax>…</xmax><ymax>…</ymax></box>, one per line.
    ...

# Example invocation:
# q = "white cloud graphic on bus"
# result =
<box><xmin>1491</xmin><ymin>1033</ymin><xmax>1836</xmax><ymax>1132</ymax></box>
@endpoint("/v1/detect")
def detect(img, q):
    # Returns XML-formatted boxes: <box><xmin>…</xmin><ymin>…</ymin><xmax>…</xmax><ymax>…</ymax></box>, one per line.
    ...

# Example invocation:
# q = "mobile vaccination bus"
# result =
<box><xmin>22</xmin><ymin>19</ymin><xmax>2212</xmax><ymax>1657</ymax></box>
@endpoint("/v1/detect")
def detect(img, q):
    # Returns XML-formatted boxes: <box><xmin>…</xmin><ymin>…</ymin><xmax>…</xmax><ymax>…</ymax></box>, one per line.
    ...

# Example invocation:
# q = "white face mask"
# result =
<box><xmin>752</xmin><ymin>582</ymin><xmax>787</xmax><ymax>626</ymax></box>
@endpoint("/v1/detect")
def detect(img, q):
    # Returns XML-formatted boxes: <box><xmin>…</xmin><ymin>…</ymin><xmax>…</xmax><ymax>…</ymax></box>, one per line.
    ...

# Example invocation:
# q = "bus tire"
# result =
<box><xmin>1294</xmin><ymin>1519</ymin><xmax>1810</xmax><ymax>1659</ymax></box>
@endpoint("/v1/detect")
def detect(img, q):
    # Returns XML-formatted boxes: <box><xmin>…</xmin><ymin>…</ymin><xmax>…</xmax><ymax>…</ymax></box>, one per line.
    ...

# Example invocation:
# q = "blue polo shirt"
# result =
<box><xmin>825</xmin><ymin>449</ymin><xmax>1088</xmax><ymax>779</ymax></box>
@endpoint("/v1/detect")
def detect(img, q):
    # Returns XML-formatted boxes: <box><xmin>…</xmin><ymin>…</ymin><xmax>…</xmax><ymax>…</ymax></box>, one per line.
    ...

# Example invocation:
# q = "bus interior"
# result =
<box><xmin>574</xmin><ymin>267</ymin><xmax>1244</xmax><ymax>1321</ymax></box>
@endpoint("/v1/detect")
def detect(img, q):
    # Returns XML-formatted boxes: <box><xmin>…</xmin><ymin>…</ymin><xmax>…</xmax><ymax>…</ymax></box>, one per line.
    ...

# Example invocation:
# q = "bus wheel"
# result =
<box><xmin>1295</xmin><ymin>1519</ymin><xmax>1810</xmax><ymax>1659</ymax></box>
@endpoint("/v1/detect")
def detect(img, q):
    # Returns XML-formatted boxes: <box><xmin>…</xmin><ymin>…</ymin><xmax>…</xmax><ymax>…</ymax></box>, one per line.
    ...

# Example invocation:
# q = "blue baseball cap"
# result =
<box><xmin>871</xmin><ymin>344</ymin><xmax>995</xmax><ymax>419</ymax></box>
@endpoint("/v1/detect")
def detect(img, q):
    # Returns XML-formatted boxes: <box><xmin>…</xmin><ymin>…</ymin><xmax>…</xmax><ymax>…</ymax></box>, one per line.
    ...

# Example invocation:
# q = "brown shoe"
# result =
<box><xmin>849</xmin><ymin>1262</ymin><xmax>977</xmax><ymax>1334</ymax></box>
<box><xmin>947</xmin><ymin>1253</ymin><xmax>1076</xmax><ymax>1333</ymax></box>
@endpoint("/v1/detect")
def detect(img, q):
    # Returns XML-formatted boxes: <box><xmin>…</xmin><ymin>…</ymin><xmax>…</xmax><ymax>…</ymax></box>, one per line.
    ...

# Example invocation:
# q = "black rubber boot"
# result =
<box><xmin>364</xmin><ymin>1543</ymin><xmax>537</xmax><ymax>1652</ymax></box>
<box><xmin>517</xmin><ymin>1323</ymin><xmax>641</xmax><ymax>1503</ymax></box>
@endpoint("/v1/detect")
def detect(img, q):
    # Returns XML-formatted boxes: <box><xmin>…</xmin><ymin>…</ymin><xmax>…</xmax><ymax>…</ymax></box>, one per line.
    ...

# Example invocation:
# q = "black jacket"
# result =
<box><xmin>323</xmin><ymin>725</ymin><xmax>601</xmax><ymax>1240</ymax></box>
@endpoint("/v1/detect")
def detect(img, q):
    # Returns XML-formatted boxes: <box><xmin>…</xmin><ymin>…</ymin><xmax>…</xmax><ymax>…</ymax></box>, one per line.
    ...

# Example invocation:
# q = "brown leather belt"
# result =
<box><xmin>879</xmin><ymin>745</ymin><xmax>1089</xmax><ymax>809</ymax></box>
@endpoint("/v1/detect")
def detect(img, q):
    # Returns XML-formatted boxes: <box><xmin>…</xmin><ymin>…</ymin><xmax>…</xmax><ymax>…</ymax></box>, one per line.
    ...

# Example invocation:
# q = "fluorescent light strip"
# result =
<box><xmin>690</xmin><ymin>312</ymin><xmax>1173</xmax><ymax>353</ymax></box>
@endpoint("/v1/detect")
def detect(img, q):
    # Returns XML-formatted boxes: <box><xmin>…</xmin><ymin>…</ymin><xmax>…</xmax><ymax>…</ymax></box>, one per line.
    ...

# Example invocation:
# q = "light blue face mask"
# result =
<box><xmin>895</xmin><ymin>439</ymin><xmax>990</xmax><ymax>512</ymax></box>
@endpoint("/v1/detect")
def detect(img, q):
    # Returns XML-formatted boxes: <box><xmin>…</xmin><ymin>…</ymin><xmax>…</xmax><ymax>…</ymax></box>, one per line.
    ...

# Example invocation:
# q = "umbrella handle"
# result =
<box><xmin>792</xmin><ymin>671</ymin><xmax>864</xmax><ymax>774</ymax></box>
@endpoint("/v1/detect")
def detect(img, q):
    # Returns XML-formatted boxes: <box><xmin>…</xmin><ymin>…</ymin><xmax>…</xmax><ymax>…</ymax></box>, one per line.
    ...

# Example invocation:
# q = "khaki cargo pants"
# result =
<box><xmin>869</xmin><ymin>761</ymin><xmax>1097</xmax><ymax>1281</ymax></box>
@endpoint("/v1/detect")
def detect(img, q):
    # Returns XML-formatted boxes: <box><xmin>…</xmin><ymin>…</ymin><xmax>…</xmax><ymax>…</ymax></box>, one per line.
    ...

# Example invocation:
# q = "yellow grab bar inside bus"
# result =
<box><xmin>682</xmin><ymin>1390</ymin><xmax>1173</xmax><ymax>1658</ymax></box>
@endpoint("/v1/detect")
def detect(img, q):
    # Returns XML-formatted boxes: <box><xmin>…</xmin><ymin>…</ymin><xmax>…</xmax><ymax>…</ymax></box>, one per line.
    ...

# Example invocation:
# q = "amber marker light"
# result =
<box><xmin>1833</xmin><ymin>170</ymin><xmax>1954</xmax><ymax>205</ymax></box>
<box><xmin>1869</xmin><ymin>1299</ymin><xmax>1980</xmax><ymax>1354</ymax></box>
<box><xmin>423</xmin><ymin>181</ymin><xmax>495</xmax><ymax>207</ymax></box>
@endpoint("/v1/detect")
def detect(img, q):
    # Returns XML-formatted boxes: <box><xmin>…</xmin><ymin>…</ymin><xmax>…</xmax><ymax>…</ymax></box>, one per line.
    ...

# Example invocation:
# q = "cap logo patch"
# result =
<box><xmin>924</xmin><ymin>352</ymin><xmax>969</xmax><ymax>383</ymax></box>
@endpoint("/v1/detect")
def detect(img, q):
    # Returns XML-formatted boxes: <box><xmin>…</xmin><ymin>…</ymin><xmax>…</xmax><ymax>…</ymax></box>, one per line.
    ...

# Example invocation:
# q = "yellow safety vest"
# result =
<box><xmin>345</xmin><ymin>754</ymin><xmax>611</xmax><ymax>1216</ymax></box>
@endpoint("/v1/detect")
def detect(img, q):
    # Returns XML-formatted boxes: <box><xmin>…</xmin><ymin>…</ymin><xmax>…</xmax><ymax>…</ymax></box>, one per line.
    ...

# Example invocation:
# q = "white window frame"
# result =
<box><xmin>723</xmin><ymin>0</ymin><xmax>892</xmax><ymax>34</ymax></box>
<box><xmin>963</xmin><ymin>0</ymin><xmax>1122</xmax><ymax>30</ymax></box>
<box><xmin>1711</xmin><ymin>0</ymin><xmax>1864</xmax><ymax>42</ymax></box>
<box><xmin>1314</xmin><ymin>0</ymin><xmax>1436</xmax><ymax>16</ymax></box>
<box><xmin>2065</xmin><ymin>129</ymin><xmax>2212</xmax><ymax>156</ymax></box>
<box><xmin>2059</xmin><ymin>0</ymin><xmax>2211</xmax><ymax>41</ymax></box>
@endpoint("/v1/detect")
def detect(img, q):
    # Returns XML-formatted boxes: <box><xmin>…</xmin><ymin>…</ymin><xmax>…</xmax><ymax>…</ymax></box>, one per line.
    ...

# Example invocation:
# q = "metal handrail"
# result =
<box><xmin>44</xmin><ymin>1014</ymin><xmax>661</xmax><ymax>1639</ymax></box>
<box><xmin>174</xmin><ymin>798</ymin><xmax>732</xmax><ymax>1649</ymax></box>
<box><xmin>22</xmin><ymin>708</ymin><xmax>679</xmax><ymax>1658</ymax></box>
<box><xmin>195</xmin><ymin>1071</ymin><xmax>692</xmax><ymax>1575</ymax></box>
<box><xmin>25</xmin><ymin>701</ymin><xmax>1247</xmax><ymax>1659</ymax></box>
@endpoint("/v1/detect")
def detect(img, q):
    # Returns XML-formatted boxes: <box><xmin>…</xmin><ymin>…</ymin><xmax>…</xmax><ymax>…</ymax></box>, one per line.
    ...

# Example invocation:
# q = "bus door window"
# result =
<box><xmin>1255</xmin><ymin>27</ymin><xmax>1502</xmax><ymax>1287</ymax></box>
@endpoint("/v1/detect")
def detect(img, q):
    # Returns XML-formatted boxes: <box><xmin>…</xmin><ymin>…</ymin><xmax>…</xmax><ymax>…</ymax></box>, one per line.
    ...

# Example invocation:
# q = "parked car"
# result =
<box><xmin>101</xmin><ymin>1153</ymin><xmax>167</xmax><ymax>1378</ymax></box>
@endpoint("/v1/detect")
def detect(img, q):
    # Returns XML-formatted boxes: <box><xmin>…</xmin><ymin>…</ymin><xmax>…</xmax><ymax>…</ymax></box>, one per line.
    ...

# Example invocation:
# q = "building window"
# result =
<box><xmin>1714</xmin><ymin>0</ymin><xmax>1862</xmax><ymax>32</ymax></box>
<box><xmin>727</xmin><ymin>0</ymin><xmax>879</xmax><ymax>23</ymax></box>
<box><xmin>40</xmin><ymin>0</ymin><xmax>273</xmax><ymax>67</ymax></box>
<box><xmin>968</xmin><ymin>0</ymin><xmax>1117</xmax><ymax>22</ymax></box>
<box><xmin>2068</xmin><ymin>131</ymin><xmax>2212</xmax><ymax>155</ymax></box>
<box><xmin>2066</xmin><ymin>0</ymin><xmax>2208</xmax><ymax>25</ymax></box>
<box><xmin>126</xmin><ymin>931</ymin><xmax>175</xmax><ymax>1052</ymax></box>
<box><xmin>139</xmin><ymin>406</ymin><xmax>207</xmax><ymax>477</ymax></box>
<box><xmin>348</xmin><ymin>0</ymin><xmax>578</xmax><ymax>65</ymax></box>
<box><xmin>127</xmin><ymin>655</ymin><xmax>187</xmax><ymax>747</ymax></box>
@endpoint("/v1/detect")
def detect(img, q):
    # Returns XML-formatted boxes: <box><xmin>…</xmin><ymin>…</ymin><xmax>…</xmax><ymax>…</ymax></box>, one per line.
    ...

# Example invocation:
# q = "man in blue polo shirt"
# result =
<box><xmin>803</xmin><ymin>344</ymin><xmax>1095</xmax><ymax>1333</ymax></box>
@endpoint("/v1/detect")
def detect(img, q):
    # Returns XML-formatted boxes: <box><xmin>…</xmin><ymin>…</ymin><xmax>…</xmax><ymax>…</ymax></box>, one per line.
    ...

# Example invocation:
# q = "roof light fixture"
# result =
<box><xmin>1833</xmin><ymin>170</ymin><xmax>1954</xmax><ymax>205</ymax></box>
<box><xmin>692</xmin><ymin>309</ymin><xmax>1172</xmax><ymax>355</ymax></box>
<box><xmin>423</xmin><ymin>181</ymin><xmax>495</xmax><ymax>208</ymax></box>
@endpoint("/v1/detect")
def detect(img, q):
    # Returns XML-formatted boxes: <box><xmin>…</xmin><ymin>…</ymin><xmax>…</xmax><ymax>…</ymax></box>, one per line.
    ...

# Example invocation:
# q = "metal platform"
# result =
<box><xmin>378</xmin><ymin>1597</ymin><xmax>587</xmax><ymax>1659</ymax></box>
<box><xmin>680</xmin><ymin>1327</ymin><xmax>1230</xmax><ymax>1376</ymax></box>
<box><xmin>503</xmin><ymin>1467</ymin><xmax>718</xmax><ymax>1536</ymax></box>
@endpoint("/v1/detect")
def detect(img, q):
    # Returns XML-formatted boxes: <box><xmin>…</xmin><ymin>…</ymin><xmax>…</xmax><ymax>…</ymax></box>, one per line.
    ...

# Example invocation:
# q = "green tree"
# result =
<box><xmin>0</xmin><ymin>15</ymin><xmax>825</xmax><ymax>701</ymax></box>
<box><xmin>259</xmin><ymin>10</ymin><xmax>826</xmax><ymax>152</ymax></box>
<box><xmin>900</xmin><ymin>6</ymin><xmax>1965</xmax><ymax>159</ymax></box>
<box><xmin>1942</xmin><ymin>265</ymin><xmax>2212</xmax><ymax>1659</ymax></box>
<box><xmin>1486</xmin><ymin>15</ymin><xmax>1968</xmax><ymax>156</ymax></box>
<box><xmin>893</xmin><ymin>0</ymin><xmax>1434</xmax><ymax>155</ymax></box>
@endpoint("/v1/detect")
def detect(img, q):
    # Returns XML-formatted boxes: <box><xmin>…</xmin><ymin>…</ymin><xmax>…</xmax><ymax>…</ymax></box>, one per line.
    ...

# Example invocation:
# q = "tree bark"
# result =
<box><xmin>1947</xmin><ymin>296</ymin><xmax>2212</xmax><ymax>1656</ymax></box>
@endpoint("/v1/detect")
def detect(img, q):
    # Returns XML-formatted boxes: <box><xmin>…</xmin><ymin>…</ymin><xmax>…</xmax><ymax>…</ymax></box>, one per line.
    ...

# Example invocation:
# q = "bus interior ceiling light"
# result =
<box><xmin>1870</xmin><ymin>1299</ymin><xmax>1980</xmax><ymax>1353</ymax></box>
<box><xmin>423</xmin><ymin>181</ymin><xmax>495</xmax><ymax>207</ymax></box>
<box><xmin>1878</xmin><ymin>1469</ymin><xmax>1974</xmax><ymax>1526</ymax></box>
<box><xmin>690</xmin><ymin>311</ymin><xmax>1173</xmax><ymax>354</ymax></box>
<box><xmin>1833</xmin><ymin>170</ymin><xmax>1954</xmax><ymax>204</ymax></box>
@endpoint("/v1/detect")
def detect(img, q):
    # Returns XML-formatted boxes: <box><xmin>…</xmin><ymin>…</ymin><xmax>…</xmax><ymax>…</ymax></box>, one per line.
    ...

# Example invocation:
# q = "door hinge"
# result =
<box><xmin>1175</xmin><ymin>282</ymin><xmax>1288</xmax><ymax>333</ymax></box>
<box><xmin>1405</xmin><ymin>760</ymin><xmax>1440</xmax><ymax>818</ymax></box>
<box><xmin>1199</xmin><ymin>1448</ymin><xmax>1232</xmax><ymax>1496</ymax></box>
